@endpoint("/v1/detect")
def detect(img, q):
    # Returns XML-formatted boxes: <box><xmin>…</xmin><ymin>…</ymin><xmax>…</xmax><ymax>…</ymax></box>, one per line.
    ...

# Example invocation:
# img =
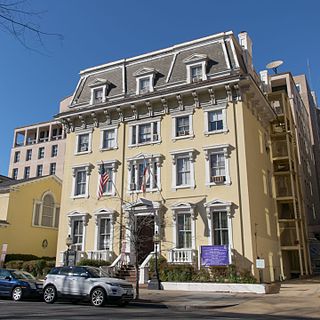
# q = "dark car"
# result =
<box><xmin>0</xmin><ymin>268</ymin><xmax>43</xmax><ymax>301</ymax></box>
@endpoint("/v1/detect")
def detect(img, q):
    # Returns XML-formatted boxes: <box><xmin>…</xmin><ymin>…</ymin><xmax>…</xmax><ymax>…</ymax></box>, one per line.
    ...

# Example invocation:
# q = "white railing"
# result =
<box><xmin>139</xmin><ymin>252</ymin><xmax>154</xmax><ymax>284</ymax></box>
<box><xmin>168</xmin><ymin>248</ymin><xmax>197</xmax><ymax>264</ymax></box>
<box><xmin>87</xmin><ymin>250</ymin><xmax>114</xmax><ymax>262</ymax></box>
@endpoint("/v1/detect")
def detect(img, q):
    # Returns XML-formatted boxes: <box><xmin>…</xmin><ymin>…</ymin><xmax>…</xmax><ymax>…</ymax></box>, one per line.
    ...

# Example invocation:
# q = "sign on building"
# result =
<box><xmin>256</xmin><ymin>258</ymin><xmax>265</xmax><ymax>269</ymax></box>
<box><xmin>200</xmin><ymin>245</ymin><xmax>229</xmax><ymax>267</ymax></box>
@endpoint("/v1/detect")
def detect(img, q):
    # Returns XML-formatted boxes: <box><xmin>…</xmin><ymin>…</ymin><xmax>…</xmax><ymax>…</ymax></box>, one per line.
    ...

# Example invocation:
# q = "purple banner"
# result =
<box><xmin>200</xmin><ymin>245</ymin><xmax>229</xmax><ymax>266</ymax></box>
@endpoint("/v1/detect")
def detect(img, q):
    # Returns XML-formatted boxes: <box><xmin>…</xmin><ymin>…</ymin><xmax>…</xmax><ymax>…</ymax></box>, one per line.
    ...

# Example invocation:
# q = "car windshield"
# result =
<box><xmin>86</xmin><ymin>267</ymin><xmax>110</xmax><ymax>278</ymax></box>
<box><xmin>11</xmin><ymin>270</ymin><xmax>35</xmax><ymax>280</ymax></box>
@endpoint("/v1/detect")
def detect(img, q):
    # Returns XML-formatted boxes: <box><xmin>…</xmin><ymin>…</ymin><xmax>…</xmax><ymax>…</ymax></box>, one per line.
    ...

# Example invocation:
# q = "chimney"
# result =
<box><xmin>238</xmin><ymin>31</ymin><xmax>253</xmax><ymax>71</ymax></box>
<box><xmin>260</xmin><ymin>70</ymin><xmax>271</xmax><ymax>93</ymax></box>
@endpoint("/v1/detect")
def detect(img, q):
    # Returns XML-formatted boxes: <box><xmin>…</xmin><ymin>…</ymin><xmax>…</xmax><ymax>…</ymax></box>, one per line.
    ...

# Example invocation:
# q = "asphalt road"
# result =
<box><xmin>0</xmin><ymin>299</ymin><xmax>307</xmax><ymax>320</ymax></box>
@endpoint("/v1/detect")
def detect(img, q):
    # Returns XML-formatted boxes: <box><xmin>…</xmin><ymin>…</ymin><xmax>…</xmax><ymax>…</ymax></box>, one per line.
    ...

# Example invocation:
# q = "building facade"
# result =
<box><xmin>0</xmin><ymin>175</ymin><xmax>61</xmax><ymax>257</ymax></box>
<box><xmin>54</xmin><ymin>31</ymin><xmax>314</xmax><ymax>282</ymax></box>
<box><xmin>8</xmin><ymin>120</ymin><xmax>66</xmax><ymax>180</ymax></box>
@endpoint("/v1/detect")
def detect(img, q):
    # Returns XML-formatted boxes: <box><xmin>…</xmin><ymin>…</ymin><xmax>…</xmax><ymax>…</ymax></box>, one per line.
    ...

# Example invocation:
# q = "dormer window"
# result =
<box><xmin>183</xmin><ymin>53</ymin><xmax>208</xmax><ymax>84</ymax></box>
<box><xmin>139</xmin><ymin>77</ymin><xmax>151</xmax><ymax>94</ymax></box>
<box><xmin>89</xmin><ymin>78</ymin><xmax>111</xmax><ymax>105</ymax></box>
<box><xmin>93</xmin><ymin>88</ymin><xmax>103</xmax><ymax>103</ymax></box>
<box><xmin>133</xmin><ymin>68</ymin><xmax>157</xmax><ymax>95</ymax></box>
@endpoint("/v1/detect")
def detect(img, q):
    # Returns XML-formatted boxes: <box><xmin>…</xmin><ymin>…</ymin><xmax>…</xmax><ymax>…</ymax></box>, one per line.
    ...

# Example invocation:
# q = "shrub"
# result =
<box><xmin>5</xmin><ymin>254</ymin><xmax>55</xmax><ymax>262</ymax></box>
<box><xmin>160</xmin><ymin>264</ymin><xmax>195</xmax><ymax>282</ymax></box>
<box><xmin>77</xmin><ymin>259</ymin><xmax>111</xmax><ymax>267</ymax></box>
<box><xmin>5</xmin><ymin>260</ymin><xmax>24</xmax><ymax>270</ymax></box>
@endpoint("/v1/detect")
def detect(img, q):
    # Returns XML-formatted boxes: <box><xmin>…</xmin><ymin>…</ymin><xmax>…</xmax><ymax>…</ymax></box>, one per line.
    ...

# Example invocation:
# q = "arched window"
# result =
<box><xmin>33</xmin><ymin>192</ymin><xmax>60</xmax><ymax>228</ymax></box>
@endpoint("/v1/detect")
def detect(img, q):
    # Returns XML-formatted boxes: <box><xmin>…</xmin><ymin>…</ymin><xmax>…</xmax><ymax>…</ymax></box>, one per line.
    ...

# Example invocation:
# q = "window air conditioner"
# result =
<box><xmin>178</xmin><ymin>130</ymin><xmax>189</xmax><ymax>136</ymax></box>
<box><xmin>211</xmin><ymin>175</ymin><xmax>225</xmax><ymax>183</ymax></box>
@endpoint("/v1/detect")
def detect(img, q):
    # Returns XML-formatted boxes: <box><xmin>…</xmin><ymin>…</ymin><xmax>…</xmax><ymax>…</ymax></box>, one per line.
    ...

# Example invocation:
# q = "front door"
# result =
<box><xmin>136</xmin><ymin>215</ymin><xmax>154</xmax><ymax>264</ymax></box>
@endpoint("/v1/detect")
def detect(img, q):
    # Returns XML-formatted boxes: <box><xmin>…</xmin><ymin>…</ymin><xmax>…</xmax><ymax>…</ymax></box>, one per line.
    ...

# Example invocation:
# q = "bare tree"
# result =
<box><xmin>0</xmin><ymin>0</ymin><xmax>63</xmax><ymax>51</ymax></box>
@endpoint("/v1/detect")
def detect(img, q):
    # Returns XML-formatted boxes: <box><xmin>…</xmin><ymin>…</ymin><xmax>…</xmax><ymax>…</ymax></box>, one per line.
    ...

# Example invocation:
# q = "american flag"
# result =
<box><xmin>98</xmin><ymin>164</ymin><xmax>110</xmax><ymax>199</ymax></box>
<box><xmin>141</xmin><ymin>160</ymin><xmax>150</xmax><ymax>193</ymax></box>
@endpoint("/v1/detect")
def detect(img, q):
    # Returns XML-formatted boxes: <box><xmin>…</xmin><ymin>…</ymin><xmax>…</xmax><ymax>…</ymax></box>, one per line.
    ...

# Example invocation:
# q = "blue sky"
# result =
<box><xmin>0</xmin><ymin>0</ymin><xmax>319</xmax><ymax>175</ymax></box>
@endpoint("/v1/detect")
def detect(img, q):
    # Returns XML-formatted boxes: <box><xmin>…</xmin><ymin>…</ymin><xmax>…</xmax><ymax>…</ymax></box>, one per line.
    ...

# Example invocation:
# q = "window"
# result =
<box><xmin>14</xmin><ymin>151</ymin><xmax>20</xmax><ymax>163</ymax></box>
<box><xmin>129</xmin><ymin>120</ymin><xmax>160</xmax><ymax>146</ymax></box>
<box><xmin>177</xmin><ymin>213</ymin><xmax>192</xmax><ymax>248</ymax></box>
<box><xmin>98</xmin><ymin>217</ymin><xmax>111</xmax><ymax>250</ymax></box>
<box><xmin>24</xmin><ymin>167</ymin><xmax>30</xmax><ymax>179</ymax></box>
<box><xmin>127</xmin><ymin>155</ymin><xmax>161</xmax><ymax>192</ymax></box>
<box><xmin>75</xmin><ymin>131</ymin><xmax>92</xmax><ymax>154</ymax></box>
<box><xmin>98</xmin><ymin>164</ymin><xmax>113</xmax><ymax>195</ymax></box>
<box><xmin>210</xmin><ymin>153</ymin><xmax>226</xmax><ymax>182</ymax></box>
<box><xmin>101</xmin><ymin>129</ymin><xmax>116</xmax><ymax>149</ymax></box>
<box><xmin>33</xmin><ymin>192</ymin><xmax>60</xmax><ymax>228</ymax></box>
<box><xmin>296</xmin><ymin>83</ymin><xmax>301</xmax><ymax>93</ymax></box>
<box><xmin>93</xmin><ymin>88</ymin><xmax>103</xmax><ymax>103</ymax></box>
<box><xmin>72</xmin><ymin>220</ymin><xmax>84</xmax><ymax>249</ymax></box>
<box><xmin>183</xmin><ymin>53</ymin><xmax>208</xmax><ymax>83</ymax></box>
<box><xmin>177</xmin><ymin>157</ymin><xmax>190</xmax><ymax>186</ymax></box>
<box><xmin>205</xmin><ymin>199</ymin><xmax>232</xmax><ymax>251</ymax></box>
<box><xmin>204</xmin><ymin>145</ymin><xmax>231</xmax><ymax>185</ymax></box>
<box><xmin>170</xmin><ymin>149</ymin><xmax>195</xmax><ymax>189</ymax></box>
<box><xmin>26</xmin><ymin>149</ymin><xmax>32</xmax><ymax>161</ymax></box>
<box><xmin>139</xmin><ymin>77</ymin><xmax>151</xmax><ymax>94</ymax></box>
<box><xmin>190</xmin><ymin>65</ymin><xmax>203</xmax><ymax>82</ymax></box>
<box><xmin>50</xmin><ymin>163</ymin><xmax>56</xmax><ymax>175</ymax></box>
<box><xmin>208</xmin><ymin>110</ymin><xmax>223</xmax><ymax>131</ymax></box>
<box><xmin>176</xmin><ymin>116</ymin><xmax>189</xmax><ymax>137</ymax></box>
<box><xmin>38</xmin><ymin>147</ymin><xmax>45</xmax><ymax>159</ymax></box>
<box><xmin>37</xmin><ymin>165</ymin><xmax>43</xmax><ymax>177</ymax></box>
<box><xmin>212</xmin><ymin>211</ymin><xmax>229</xmax><ymax>245</ymax></box>
<box><xmin>52</xmin><ymin>127</ymin><xmax>63</xmax><ymax>140</ymax></box>
<box><xmin>204</xmin><ymin>104</ymin><xmax>228</xmax><ymax>135</ymax></box>
<box><xmin>12</xmin><ymin>168</ymin><xmax>18</xmax><ymax>180</ymax></box>
<box><xmin>172</xmin><ymin>113</ymin><xmax>193</xmax><ymax>140</ymax></box>
<box><xmin>72</xmin><ymin>165</ymin><xmax>91</xmax><ymax>198</ymax></box>
<box><xmin>51</xmin><ymin>145</ymin><xmax>58</xmax><ymax>157</ymax></box>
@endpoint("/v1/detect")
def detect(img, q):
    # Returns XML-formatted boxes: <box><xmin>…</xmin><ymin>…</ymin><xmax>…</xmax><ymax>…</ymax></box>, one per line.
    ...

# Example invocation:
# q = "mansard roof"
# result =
<box><xmin>67</xmin><ymin>31</ymin><xmax>244</xmax><ymax>109</ymax></box>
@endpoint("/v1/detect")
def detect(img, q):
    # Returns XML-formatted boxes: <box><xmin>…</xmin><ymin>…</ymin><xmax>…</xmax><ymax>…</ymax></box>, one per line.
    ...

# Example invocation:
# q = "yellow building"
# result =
<box><xmin>0</xmin><ymin>175</ymin><xmax>61</xmax><ymax>258</ymax></box>
<box><xmin>55</xmin><ymin>31</ymin><xmax>312</xmax><ymax>282</ymax></box>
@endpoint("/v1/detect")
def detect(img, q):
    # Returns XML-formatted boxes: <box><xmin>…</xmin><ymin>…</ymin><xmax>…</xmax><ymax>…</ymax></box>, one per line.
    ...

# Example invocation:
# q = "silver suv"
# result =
<box><xmin>43</xmin><ymin>266</ymin><xmax>134</xmax><ymax>307</ymax></box>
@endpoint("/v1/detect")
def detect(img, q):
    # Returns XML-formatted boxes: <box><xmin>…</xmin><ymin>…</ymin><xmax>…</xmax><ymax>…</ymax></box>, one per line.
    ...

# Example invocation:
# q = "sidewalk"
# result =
<box><xmin>133</xmin><ymin>277</ymin><xmax>320</xmax><ymax>317</ymax></box>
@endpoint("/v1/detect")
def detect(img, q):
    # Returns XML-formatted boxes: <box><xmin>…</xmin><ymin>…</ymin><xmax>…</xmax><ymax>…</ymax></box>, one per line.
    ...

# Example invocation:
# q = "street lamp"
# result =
<box><xmin>65</xmin><ymin>234</ymin><xmax>73</xmax><ymax>266</ymax></box>
<box><xmin>149</xmin><ymin>231</ymin><xmax>161</xmax><ymax>290</ymax></box>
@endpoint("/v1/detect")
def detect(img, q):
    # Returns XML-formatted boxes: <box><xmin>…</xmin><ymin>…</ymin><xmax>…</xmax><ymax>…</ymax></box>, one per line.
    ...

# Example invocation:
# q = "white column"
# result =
<box><xmin>206</xmin><ymin>207</ymin><xmax>213</xmax><ymax>245</ymax></box>
<box><xmin>191</xmin><ymin>207</ymin><xmax>196</xmax><ymax>250</ymax></box>
<box><xmin>227</xmin><ymin>208</ymin><xmax>233</xmax><ymax>264</ymax></box>
<box><xmin>49</xmin><ymin>124</ymin><xmax>53</xmax><ymax>141</ymax></box>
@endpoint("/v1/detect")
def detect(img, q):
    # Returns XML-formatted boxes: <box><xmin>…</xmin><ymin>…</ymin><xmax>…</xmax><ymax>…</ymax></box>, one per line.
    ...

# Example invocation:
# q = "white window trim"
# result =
<box><xmin>203</xmin><ymin>105</ymin><xmax>228</xmax><ymax>136</ymax></box>
<box><xmin>126</xmin><ymin>154</ymin><xmax>162</xmax><ymax>194</ymax></box>
<box><xmin>74</xmin><ymin>129</ymin><xmax>93</xmax><ymax>155</ymax></box>
<box><xmin>32</xmin><ymin>192</ymin><xmax>60</xmax><ymax>229</ymax></box>
<box><xmin>171</xmin><ymin>111</ymin><xmax>194</xmax><ymax>141</ymax></box>
<box><xmin>96</xmin><ymin>160</ymin><xmax>119</xmax><ymax>197</ymax></box>
<box><xmin>67</xmin><ymin>212</ymin><xmax>89</xmax><ymax>252</ymax></box>
<box><xmin>171</xmin><ymin>202</ymin><xmax>197</xmax><ymax>250</ymax></box>
<box><xmin>136</xmin><ymin>74</ymin><xmax>154</xmax><ymax>95</ymax></box>
<box><xmin>90</xmin><ymin>85</ymin><xmax>106</xmax><ymax>105</ymax></box>
<box><xmin>186</xmin><ymin>61</ymin><xmax>207</xmax><ymax>84</ymax></box>
<box><xmin>93</xmin><ymin>209</ymin><xmax>115</xmax><ymax>251</ymax></box>
<box><xmin>128</xmin><ymin>118</ymin><xmax>161</xmax><ymax>147</ymax></box>
<box><xmin>203</xmin><ymin>144</ymin><xmax>231</xmax><ymax>186</ymax></box>
<box><xmin>71</xmin><ymin>163</ymin><xmax>92</xmax><ymax>199</ymax></box>
<box><xmin>204</xmin><ymin>199</ymin><xmax>233</xmax><ymax>264</ymax></box>
<box><xmin>100</xmin><ymin>124</ymin><xmax>119</xmax><ymax>151</ymax></box>
<box><xmin>170</xmin><ymin>149</ymin><xmax>196</xmax><ymax>190</ymax></box>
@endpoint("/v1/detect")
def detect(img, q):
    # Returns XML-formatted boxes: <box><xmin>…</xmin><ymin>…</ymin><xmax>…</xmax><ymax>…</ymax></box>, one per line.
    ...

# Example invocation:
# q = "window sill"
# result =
<box><xmin>32</xmin><ymin>224</ymin><xmax>58</xmax><ymax>230</ymax></box>
<box><xmin>172</xmin><ymin>134</ymin><xmax>194</xmax><ymax>142</ymax></box>
<box><xmin>173</xmin><ymin>185</ymin><xmax>194</xmax><ymax>190</ymax></box>
<box><xmin>74</xmin><ymin>150</ymin><xmax>92</xmax><ymax>156</ymax></box>
<box><xmin>100</xmin><ymin>146</ymin><xmax>118</xmax><ymax>152</ymax></box>
<box><xmin>206</xmin><ymin>181</ymin><xmax>231</xmax><ymax>187</ymax></box>
<box><xmin>128</xmin><ymin>188</ymin><xmax>160</xmax><ymax>194</ymax></box>
<box><xmin>71</xmin><ymin>194</ymin><xmax>88</xmax><ymax>199</ymax></box>
<box><xmin>204</xmin><ymin>129</ymin><xmax>229</xmax><ymax>136</ymax></box>
<box><xmin>128</xmin><ymin>140</ymin><xmax>161</xmax><ymax>148</ymax></box>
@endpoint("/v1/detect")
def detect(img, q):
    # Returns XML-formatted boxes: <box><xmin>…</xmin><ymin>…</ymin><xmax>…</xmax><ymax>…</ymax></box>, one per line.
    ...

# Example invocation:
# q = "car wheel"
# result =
<box><xmin>90</xmin><ymin>287</ymin><xmax>106</xmax><ymax>307</ymax></box>
<box><xmin>11</xmin><ymin>286</ymin><xmax>23</xmax><ymax>301</ymax></box>
<box><xmin>43</xmin><ymin>285</ymin><xmax>57</xmax><ymax>304</ymax></box>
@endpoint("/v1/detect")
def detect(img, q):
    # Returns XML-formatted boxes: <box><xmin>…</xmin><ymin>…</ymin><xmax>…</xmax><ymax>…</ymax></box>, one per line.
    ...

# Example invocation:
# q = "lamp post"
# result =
<box><xmin>153</xmin><ymin>231</ymin><xmax>161</xmax><ymax>290</ymax></box>
<box><xmin>65</xmin><ymin>234</ymin><xmax>73</xmax><ymax>266</ymax></box>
